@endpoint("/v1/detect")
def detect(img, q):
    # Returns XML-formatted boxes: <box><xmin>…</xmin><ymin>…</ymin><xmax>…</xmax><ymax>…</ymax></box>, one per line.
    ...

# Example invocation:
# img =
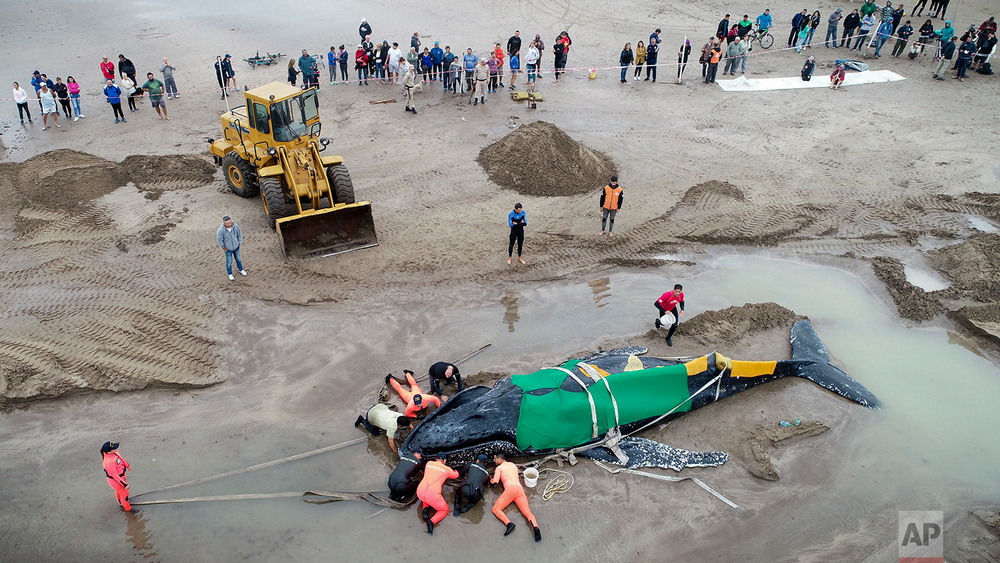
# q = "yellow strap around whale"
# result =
<box><xmin>728</xmin><ymin>360</ymin><xmax>778</xmax><ymax>378</ymax></box>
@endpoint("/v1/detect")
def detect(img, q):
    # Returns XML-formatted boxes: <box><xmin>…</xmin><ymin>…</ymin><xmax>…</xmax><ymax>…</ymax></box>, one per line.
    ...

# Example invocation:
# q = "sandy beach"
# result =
<box><xmin>1</xmin><ymin>0</ymin><xmax>999</xmax><ymax>561</ymax></box>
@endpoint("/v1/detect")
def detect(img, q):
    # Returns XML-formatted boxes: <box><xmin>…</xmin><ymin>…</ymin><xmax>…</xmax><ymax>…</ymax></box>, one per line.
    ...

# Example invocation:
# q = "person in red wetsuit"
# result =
<box><xmin>654</xmin><ymin>283</ymin><xmax>686</xmax><ymax>347</ymax></box>
<box><xmin>386</xmin><ymin>371</ymin><xmax>441</xmax><ymax>418</ymax></box>
<box><xmin>490</xmin><ymin>454</ymin><xmax>541</xmax><ymax>542</ymax></box>
<box><xmin>101</xmin><ymin>441</ymin><xmax>133</xmax><ymax>512</ymax></box>
<box><xmin>416</xmin><ymin>456</ymin><xmax>459</xmax><ymax>534</ymax></box>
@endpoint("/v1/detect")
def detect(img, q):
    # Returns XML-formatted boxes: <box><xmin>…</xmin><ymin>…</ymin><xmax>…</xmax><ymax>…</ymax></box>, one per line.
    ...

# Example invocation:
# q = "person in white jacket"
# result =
<box><xmin>13</xmin><ymin>82</ymin><xmax>32</xmax><ymax>124</ymax></box>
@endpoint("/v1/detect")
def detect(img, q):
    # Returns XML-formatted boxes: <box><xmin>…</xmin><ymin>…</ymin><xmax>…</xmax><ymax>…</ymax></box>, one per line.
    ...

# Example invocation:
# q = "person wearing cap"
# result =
<box><xmin>359</xmin><ymin>18</ymin><xmax>372</xmax><ymax>41</ymax></box>
<box><xmin>216</xmin><ymin>216</ymin><xmax>248</xmax><ymax>281</ymax></box>
<box><xmin>599</xmin><ymin>177</ymin><xmax>623</xmax><ymax>236</ymax></box>
<box><xmin>222</xmin><ymin>54</ymin><xmax>236</xmax><ymax>90</ymax></box>
<box><xmin>417</xmin><ymin>455</ymin><xmax>459</xmax><ymax>534</ymax></box>
<box><xmin>118</xmin><ymin>54</ymin><xmax>137</xmax><ymax>87</ymax></box>
<box><xmin>454</xmin><ymin>454</ymin><xmax>491</xmax><ymax>514</ymax></box>
<box><xmin>354</xmin><ymin>403</ymin><xmax>413</xmax><ymax>453</ymax></box>
<box><xmin>386</xmin><ymin>371</ymin><xmax>441</xmax><ymax>417</ymax></box>
<box><xmin>507</xmin><ymin>203</ymin><xmax>527</xmax><ymax>265</ymax></box>
<box><xmin>801</xmin><ymin>55</ymin><xmax>816</xmax><ymax>81</ymax></box>
<box><xmin>101</xmin><ymin>442</ymin><xmax>133</xmax><ymax>512</ymax></box>
<box><xmin>430</xmin><ymin>42</ymin><xmax>444</xmax><ymax>82</ymax></box>
<box><xmin>428</xmin><ymin>361</ymin><xmax>463</xmax><ymax>395</ymax></box>
<box><xmin>490</xmin><ymin>453</ymin><xmax>541</xmax><ymax>541</ymax></box>
<box><xmin>388</xmin><ymin>449</ymin><xmax>424</xmax><ymax>501</ymax></box>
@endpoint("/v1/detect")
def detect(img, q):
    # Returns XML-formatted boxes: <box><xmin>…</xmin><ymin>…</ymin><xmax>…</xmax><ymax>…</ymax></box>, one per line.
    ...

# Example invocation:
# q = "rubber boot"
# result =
<box><xmin>473</xmin><ymin>98</ymin><xmax>478</xmax><ymax>105</ymax></box>
<box><xmin>504</xmin><ymin>522</ymin><xmax>516</xmax><ymax>536</ymax></box>
<box><xmin>426</xmin><ymin>520</ymin><xmax>434</xmax><ymax>535</ymax></box>
<box><xmin>533</xmin><ymin>526</ymin><xmax>542</xmax><ymax>542</ymax></box>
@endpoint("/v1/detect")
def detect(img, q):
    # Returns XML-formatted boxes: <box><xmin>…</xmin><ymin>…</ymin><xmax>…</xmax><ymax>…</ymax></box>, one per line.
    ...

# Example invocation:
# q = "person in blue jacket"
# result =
<box><xmin>327</xmin><ymin>46</ymin><xmax>337</xmax><ymax>84</ymax></box>
<box><xmin>463</xmin><ymin>48</ymin><xmax>478</xmax><ymax>91</ymax></box>
<box><xmin>874</xmin><ymin>19</ymin><xmax>895</xmax><ymax>57</ymax></box>
<box><xmin>507</xmin><ymin>203</ymin><xmax>527</xmax><ymax>265</ymax></box>
<box><xmin>756</xmin><ymin>9</ymin><xmax>773</xmax><ymax>33</ymax></box>
<box><xmin>430</xmin><ymin>42</ymin><xmax>444</xmax><ymax>82</ymax></box>
<box><xmin>103</xmin><ymin>78</ymin><xmax>126</xmax><ymax>123</ymax></box>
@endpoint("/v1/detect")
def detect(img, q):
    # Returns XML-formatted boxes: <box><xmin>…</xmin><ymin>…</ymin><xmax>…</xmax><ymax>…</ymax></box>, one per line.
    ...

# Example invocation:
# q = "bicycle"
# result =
<box><xmin>747</xmin><ymin>26</ymin><xmax>775</xmax><ymax>50</ymax></box>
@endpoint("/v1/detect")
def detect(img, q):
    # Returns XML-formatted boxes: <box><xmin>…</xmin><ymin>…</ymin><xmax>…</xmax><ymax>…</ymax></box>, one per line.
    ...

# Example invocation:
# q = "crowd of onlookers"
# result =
<box><xmin>13</xmin><ymin>53</ymin><xmax>178</xmax><ymax>128</ymax></box>
<box><xmin>10</xmin><ymin>10</ymin><xmax>997</xmax><ymax>128</ymax></box>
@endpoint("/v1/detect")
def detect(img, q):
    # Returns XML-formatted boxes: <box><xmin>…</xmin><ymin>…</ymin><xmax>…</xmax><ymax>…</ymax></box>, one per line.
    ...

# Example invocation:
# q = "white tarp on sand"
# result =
<box><xmin>717</xmin><ymin>70</ymin><xmax>906</xmax><ymax>91</ymax></box>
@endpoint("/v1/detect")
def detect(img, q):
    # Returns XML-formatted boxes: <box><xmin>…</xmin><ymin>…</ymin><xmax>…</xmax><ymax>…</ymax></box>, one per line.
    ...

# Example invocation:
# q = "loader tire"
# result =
<box><xmin>327</xmin><ymin>164</ymin><xmax>356</xmax><ymax>205</ymax></box>
<box><xmin>261</xmin><ymin>177</ymin><xmax>293</xmax><ymax>229</ymax></box>
<box><xmin>223</xmin><ymin>152</ymin><xmax>259</xmax><ymax>198</ymax></box>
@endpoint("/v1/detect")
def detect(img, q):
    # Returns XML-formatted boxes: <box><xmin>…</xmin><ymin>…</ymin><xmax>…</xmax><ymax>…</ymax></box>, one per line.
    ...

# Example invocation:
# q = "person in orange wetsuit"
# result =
<box><xmin>416</xmin><ymin>456</ymin><xmax>459</xmax><ymax>534</ymax></box>
<box><xmin>490</xmin><ymin>453</ymin><xmax>541</xmax><ymax>542</ymax></box>
<box><xmin>101</xmin><ymin>441</ymin><xmax>133</xmax><ymax>512</ymax></box>
<box><xmin>386</xmin><ymin>371</ymin><xmax>441</xmax><ymax>418</ymax></box>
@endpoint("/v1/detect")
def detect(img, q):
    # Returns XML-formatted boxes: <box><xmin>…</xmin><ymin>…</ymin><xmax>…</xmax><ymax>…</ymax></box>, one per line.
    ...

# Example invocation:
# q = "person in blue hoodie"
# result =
<box><xmin>507</xmin><ymin>203</ymin><xmax>527</xmax><ymax>265</ymax></box>
<box><xmin>103</xmin><ymin>78</ymin><xmax>125</xmax><ymax>123</ymax></box>
<box><xmin>874</xmin><ymin>18</ymin><xmax>895</xmax><ymax>57</ymax></box>
<box><xmin>216</xmin><ymin>215</ymin><xmax>248</xmax><ymax>280</ymax></box>
<box><xmin>430</xmin><ymin>42</ymin><xmax>444</xmax><ymax>82</ymax></box>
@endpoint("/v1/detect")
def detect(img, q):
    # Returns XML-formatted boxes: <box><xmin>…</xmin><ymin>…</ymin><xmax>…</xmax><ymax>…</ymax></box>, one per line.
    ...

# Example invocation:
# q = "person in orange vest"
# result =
<box><xmin>101</xmin><ymin>441</ymin><xmax>133</xmax><ymax>512</ymax></box>
<box><xmin>416</xmin><ymin>455</ymin><xmax>459</xmax><ymax>534</ymax></box>
<box><xmin>386</xmin><ymin>371</ymin><xmax>442</xmax><ymax>418</ymax></box>
<box><xmin>599</xmin><ymin>176</ymin><xmax>624</xmax><ymax>236</ymax></box>
<box><xmin>490</xmin><ymin>453</ymin><xmax>541</xmax><ymax>541</ymax></box>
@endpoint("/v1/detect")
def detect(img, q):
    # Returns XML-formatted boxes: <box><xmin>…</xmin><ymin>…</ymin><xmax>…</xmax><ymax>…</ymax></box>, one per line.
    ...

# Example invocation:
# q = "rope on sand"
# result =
<box><xmin>132</xmin><ymin>490</ymin><xmax>412</xmax><ymax>509</ymax></box>
<box><xmin>538</xmin><ymin>468</ymin><xmax>575</xmax><ymax>501</ymax></box>
<box><xmin>131</xmin><ymin>437</ymin><xmax>367</xmax><ymax>499</ymax></box>
<box><xmin>592</xmin><ymin>460</ymin><xmax>739</xmax><ymax>509</ymax></box>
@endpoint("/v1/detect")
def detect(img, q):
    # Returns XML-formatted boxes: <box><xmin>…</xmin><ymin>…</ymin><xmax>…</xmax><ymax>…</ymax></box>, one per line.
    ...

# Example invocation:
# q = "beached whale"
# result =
<box><xmin>389</xmin><ymin>321</ymin><xmax>880</xmax><ymax>499</ymax></box>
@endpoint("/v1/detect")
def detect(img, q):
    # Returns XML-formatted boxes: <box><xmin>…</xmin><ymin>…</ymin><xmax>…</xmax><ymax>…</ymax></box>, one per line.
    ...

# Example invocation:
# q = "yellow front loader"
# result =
<box><xmin>208</xmin><ymin>82</ymin><xmax>377</xmax><ymax>258</ymax></box>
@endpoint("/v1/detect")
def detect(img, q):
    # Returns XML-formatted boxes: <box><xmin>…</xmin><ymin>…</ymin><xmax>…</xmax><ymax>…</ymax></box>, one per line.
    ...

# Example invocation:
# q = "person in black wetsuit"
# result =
<box><xmin>388</xmin><ymin>449</ymin><xmax>424</xmax><ymax>502</ymax></box>
<box><xmin>428</xmin><ymin>361</ymin><xmax>462</xmax><ymax>396</ymax></box>
<box><xmin>454</xmin><ymin>454</ymin><xmax>491</xmax><ymax>514</ymax></box>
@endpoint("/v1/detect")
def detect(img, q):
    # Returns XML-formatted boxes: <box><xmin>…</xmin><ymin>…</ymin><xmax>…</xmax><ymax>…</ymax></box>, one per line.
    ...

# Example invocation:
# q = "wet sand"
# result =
<box><xmin>2</xmin><ymin>0</ymin><xmax>1000</xmax><ymax>560</ymax></box>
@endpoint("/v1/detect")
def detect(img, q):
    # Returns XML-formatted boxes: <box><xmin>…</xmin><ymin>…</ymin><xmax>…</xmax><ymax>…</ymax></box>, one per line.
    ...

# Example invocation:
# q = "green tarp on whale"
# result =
<box><xmin>510</xmin><ymin>361</ymin><xmax>694</xmax><ymax>451</ymax></box>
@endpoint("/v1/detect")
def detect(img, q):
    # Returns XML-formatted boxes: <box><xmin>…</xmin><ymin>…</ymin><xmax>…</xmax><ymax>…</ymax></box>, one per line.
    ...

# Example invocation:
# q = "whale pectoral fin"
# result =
<box><xmin>624</xmin><ymin>355</ymin><xmax>645</xmax><ymax>372</ymax></box>
<box><xmin>578</xmin><ymin>437</ymin><xmax>729</xmax><ymax>472</ymax></box>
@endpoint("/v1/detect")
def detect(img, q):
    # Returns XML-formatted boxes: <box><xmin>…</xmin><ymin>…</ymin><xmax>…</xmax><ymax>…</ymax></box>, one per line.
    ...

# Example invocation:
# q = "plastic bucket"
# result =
<box><xmin>523</xmin><ymin>467</ymin><xmax>539</xmax><ymax>488</ymax></box>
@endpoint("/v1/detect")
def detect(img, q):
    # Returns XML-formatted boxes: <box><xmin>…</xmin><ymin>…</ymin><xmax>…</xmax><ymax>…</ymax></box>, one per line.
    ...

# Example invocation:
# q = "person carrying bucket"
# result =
<box><xmin>654</xmin><ymin>283</ymin><xmax>686</xmax><ymax>347</ymax></box>
<box><xmin>490</xmin><ymin>453</ymin><xmax>541</xmax><ymax>542</ymax></box>
<box><xmin>101</xmin><ymin>441</ymin><xmax>133</xmax><ymax>512</ymax></box>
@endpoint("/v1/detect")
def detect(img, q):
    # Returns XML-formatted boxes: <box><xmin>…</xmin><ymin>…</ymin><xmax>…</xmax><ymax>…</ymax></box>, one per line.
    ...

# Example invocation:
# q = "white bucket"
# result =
<box><xmin>523</xmin><ymin>467</ymin><xmax>539</xmax><ymax>488</ymax></box>
<box><xmin>659</xmin><ymin>312</ymin><xmax>675</xmax><ymax>326</ymax></box>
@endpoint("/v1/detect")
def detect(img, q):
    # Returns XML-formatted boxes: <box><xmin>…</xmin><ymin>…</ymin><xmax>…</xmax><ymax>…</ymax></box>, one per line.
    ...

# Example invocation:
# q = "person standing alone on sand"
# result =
<box><xmin>13</xmin><ymin>82</ymin><xmax>32</xmax><ymax>124</ymax></box>
<box><xmin>599</xmin><ymin>177</ymin><xmax>623</xmax><ymax>236</ymax></box>
<box><xmin>217</xmin><ymin>215</ymin><xmax>248</xmax><ymax>281</ymax></box>
<box><xmin>654</xmin><ymin>283</ymin><xmax>686</xmax><ymax>346</ymax></box>
<box><xmin>507</xmin><ymin>203</ymin><xmax>527</xmax><ymax>265</ymax></box>
<box><xmin>101</xmin><ymin>441</ymin><xmax>132</xmax><ymax>512</ymax></box>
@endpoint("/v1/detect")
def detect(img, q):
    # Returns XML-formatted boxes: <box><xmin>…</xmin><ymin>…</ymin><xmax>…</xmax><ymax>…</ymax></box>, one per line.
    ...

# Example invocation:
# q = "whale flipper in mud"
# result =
<box><xmin>578</xmin><ymin>436</ymin><xmax>729</xmax><ymax>471</ymax></box>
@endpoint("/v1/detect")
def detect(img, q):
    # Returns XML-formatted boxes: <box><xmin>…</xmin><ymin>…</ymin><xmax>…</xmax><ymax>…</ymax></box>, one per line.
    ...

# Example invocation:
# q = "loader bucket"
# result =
<box><xmin>276</xmin><ymin>202</ymin><xmax>378</xmax><ymax>259</ymax></box>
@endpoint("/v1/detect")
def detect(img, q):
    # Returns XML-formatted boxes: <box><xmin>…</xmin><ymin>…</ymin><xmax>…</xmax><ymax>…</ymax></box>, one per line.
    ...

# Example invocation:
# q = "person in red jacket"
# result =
<box><xmin>417</xmin><ymin>456</ymin><xmax>459</xmax><ymax>533</ymax></box>
<box><xmin>101</xmin><ymin>441</ymin><xmax>133</xmax><ymax>512</ymax></box>
<box><xmin>654</xmin><ymin>283</ymin><xmax>686</xmax><ymax>346</ymax></box>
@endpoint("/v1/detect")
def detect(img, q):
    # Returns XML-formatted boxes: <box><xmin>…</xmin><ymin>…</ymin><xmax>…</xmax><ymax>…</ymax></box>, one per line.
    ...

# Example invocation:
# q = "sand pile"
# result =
<box><xmin>477</xmin><ymin>121</ymin><xmax>617</xmax><ymax>197</ymax></box>
<box><xmin>1</xmin><ymin>149</ymin><xmax>129</xmax><ymax>209</ymax></box>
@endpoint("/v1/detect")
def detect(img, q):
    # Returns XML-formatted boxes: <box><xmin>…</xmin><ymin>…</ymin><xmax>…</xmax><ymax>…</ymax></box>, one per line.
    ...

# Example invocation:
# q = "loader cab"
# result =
<box><xmin>245</xmin><ymin>83</ymin><xmax>320</xmax><ymax>145</ymax></box>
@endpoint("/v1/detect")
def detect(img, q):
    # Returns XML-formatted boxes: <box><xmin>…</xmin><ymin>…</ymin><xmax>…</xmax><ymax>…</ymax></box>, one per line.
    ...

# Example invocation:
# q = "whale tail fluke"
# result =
<box><xmin>786</xmin><ymin>320</ymin><xmax>882</xmax><ymax>410</ymax></box>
